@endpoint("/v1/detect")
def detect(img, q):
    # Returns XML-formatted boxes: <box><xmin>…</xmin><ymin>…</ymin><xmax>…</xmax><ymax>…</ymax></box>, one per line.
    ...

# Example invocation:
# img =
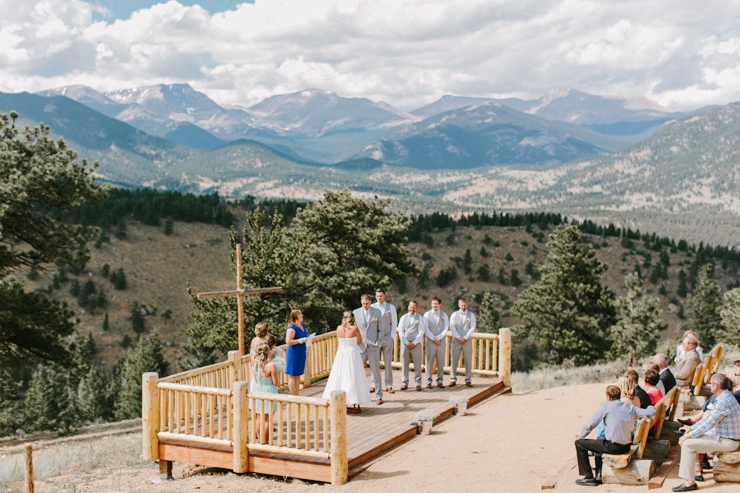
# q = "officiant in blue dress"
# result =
<box><xmin>285</xmin><ymin>309</ymin><xmax>308</xmax><ymax>395</ymax></box>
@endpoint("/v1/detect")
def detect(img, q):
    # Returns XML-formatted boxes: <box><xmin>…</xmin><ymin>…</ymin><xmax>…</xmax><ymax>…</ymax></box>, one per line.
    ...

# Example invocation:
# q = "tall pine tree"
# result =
<box><xmin>721</xmin><ymin>287</ymin><xmax>740</xmax><ymax>346</ymax></box>
<box><xmin>685</xmin><ymin>264</ymin><xmax>723</xmax><ymax>348</ymax></box>
<box><xmin>115</xmin><ymin>330</ymin><xmax>169</xmax><ymax>420</ymax></box>
<box><xmin>609</xmin><ymin>273</ymin><xmax>666</xmax><ymax>362</ymax></box>
<box><xmin>477</xmin><ymin>292</ymin><xmax>501</xmax><ymax>334</ymax></box>
<box><xmin>512</xmin><ymin>224</ymin><xmax>616</xmax><ymax>365</ymax></box>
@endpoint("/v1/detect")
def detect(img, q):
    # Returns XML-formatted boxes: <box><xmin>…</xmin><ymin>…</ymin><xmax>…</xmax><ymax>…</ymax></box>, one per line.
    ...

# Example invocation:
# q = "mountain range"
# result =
<box><xmin>32</xmin><ymin>83</ymin><xmax>699</xmax><ymax>166</ymax></box>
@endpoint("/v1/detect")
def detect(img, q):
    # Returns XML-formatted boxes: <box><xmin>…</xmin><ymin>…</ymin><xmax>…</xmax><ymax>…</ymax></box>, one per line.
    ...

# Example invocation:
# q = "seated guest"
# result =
<box><xmin>654</xmin><ymin>353</ymin><xmax>677</xmax><ymax>394</ymax></box>
<box><xmin>733</xmin><ymin>363</ymin><xmax>740</xmax><ymax>405</ymax></box>
<box><xmin>676</xmin><ymin>330</ymin><xmax>704</xmax><ymax>363</ymax></box>
<box><xmin>644</xmin><ymin>362</ymin><xmax>666</xmax><ymax>395</ymax></box>
<box><xmin>620</xmin><ymin>376</ymin><xmax>641</xmax><ymax>407</ymax></box>
<box><xmin>643</xmin><ymin>369</ymin><xmax>663</xmax><ymax>405</ymax></box>
<box><xmin>625</xmin><ymin>369</ymin><xmax>651</xmax><ymax>409</ymax></box>
<box><xmin>575</xmin><ymin>385</ymin><xmax>656</xmax><ymax>486</ymax></box>
<box><xmin>675</xmin><ymin>335</ymin><xmax>701</xmax><ymax>388</ymax></box>
<box><xmin>673</xmin><ymin>374</ymin><xmax>740</xmax><ymax>492</ymax></box>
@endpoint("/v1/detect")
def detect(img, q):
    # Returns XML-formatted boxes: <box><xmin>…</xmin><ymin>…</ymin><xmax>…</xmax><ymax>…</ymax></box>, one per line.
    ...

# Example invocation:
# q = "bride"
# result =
<box><xmin>321</xmin><ymin>312</ymin><xmax>371</xmax><ymax>413</ymax></box>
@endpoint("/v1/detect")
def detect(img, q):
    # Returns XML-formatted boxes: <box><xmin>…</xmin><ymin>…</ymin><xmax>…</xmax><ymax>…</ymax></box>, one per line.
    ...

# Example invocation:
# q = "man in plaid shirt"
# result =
<box><xmin>673</xmin><ymin>373</ymin><xmax>740</xmax><ymax>492</ymax></box>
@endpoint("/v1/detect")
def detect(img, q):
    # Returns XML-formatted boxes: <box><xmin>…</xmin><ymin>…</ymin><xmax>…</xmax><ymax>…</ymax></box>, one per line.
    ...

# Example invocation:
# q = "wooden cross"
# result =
<box><xmin>197</xmin><ymin>244</ymin><xmax>283</xmax><ymax>356</ymax></box>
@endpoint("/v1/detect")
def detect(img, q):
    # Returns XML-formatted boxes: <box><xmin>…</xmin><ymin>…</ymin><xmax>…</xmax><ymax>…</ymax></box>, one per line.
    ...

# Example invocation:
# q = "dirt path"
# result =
<box><xmin>12</xmin><ymin>383</ymin><xmax>739</xmax><ymax>492</ymax></box>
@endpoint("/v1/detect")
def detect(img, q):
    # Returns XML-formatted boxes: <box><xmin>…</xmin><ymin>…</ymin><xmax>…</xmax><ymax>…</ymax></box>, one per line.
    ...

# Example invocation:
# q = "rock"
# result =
<box><xmin>667</xmin><ymin>303</ymin><xmax>678</xmax><ymax>314</ymax></box>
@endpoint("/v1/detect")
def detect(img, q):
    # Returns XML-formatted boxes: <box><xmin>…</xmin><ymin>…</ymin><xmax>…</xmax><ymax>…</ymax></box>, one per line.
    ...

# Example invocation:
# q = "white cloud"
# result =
<box><xmin>1</xmin><ymin>0</ymin><xmax>739</xmax><ymax>110</ymax></box>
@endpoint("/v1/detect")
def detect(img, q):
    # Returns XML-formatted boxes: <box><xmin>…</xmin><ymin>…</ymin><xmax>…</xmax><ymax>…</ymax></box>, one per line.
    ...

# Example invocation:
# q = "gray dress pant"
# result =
<box><xmin>401</xmin><ymin>344</ymin><xmax>423</xmax><ymax>387</ymax></box>
<box><xmin>425</xmin><ymin>338</ymin><xmax>447</xmax><ymax>385</ymax></box>
<box><xmin>450</xmin><ymin>338</ymin><xmax>473</xmax><ymax>382</ymax></box>
<box><xmin>361</xmin><ymin>345</ymin><xmax>382</xmax><ymax>399</ymax></box>
<box><xmin>380</xmin><ymin>341</ymin><xmax>394</xmax><ymax>389</ymax></box>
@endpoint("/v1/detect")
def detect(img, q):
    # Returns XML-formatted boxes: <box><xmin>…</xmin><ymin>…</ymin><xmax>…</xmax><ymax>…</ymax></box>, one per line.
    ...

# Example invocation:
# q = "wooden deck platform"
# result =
<box><xmin>157</xmin><ymin>370</ymin><xmax>508</xmax><ymax>482</ymax></box>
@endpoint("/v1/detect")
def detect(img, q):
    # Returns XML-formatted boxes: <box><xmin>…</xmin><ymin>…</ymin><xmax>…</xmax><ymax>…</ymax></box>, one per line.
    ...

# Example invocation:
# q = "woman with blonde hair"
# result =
<box><xmin>285</xmin><ymin>309</ymin><xmax>308</xmax><ymax>395</ymax></box>
<box><xmin>249</xmin><ymin>341</ymin><xmax>278</xmax><ymax>443</ymax></box>
<box><xmin>321</xmin><ymin>312</ymin><xmax>371</xmax><ymax>413</ymax></box>
<box><xmin>619</xmin><ymin>376</ymin><xmax>640</xmax><ymax>407</ymax></box>
<box><xmin>250</xmin><ymin>321</ymin><xmax>269</xmax><ymax>356</ymax></box>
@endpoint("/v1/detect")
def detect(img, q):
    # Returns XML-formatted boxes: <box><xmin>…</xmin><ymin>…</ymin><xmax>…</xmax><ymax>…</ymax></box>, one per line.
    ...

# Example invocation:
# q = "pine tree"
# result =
<box><xmin>130</xmin><ymin>301</ymin><xmax>146</xmax><ymax>334</ymax></box>
<box><xmin>462</xmin><ymin>249</ymin><xmax>472</xmax><ymax>275</ymax></box>
<box><xmin>77</xmin><ymin>365</ymin><xmax>111</xmax><ymax>423</ymax></box>
<box><xmin>677</xmin><ymin>269</ymin><xmax>688</xmax><ymax>297</ymax></box>
<box><xmin>101</xmin><ymin>264</ymin><xmax>110</xmax><ymax>278</ymax></box>
<box><xmin>110</xmin><ymin>268</ymin><xmax>127</xmax><ymax>290</ymax></box>
<box><xmin>23</xmin><ymin>364</ymin><xmax>80</xmax><ymax>434</ymax></box>
<box><xmin>685</xmin><ymin>265</ymin><xmax>724</xmax><ymax>348</ymax></box>
<box><xmin>720</xmin><ymin>287</ymin><xmax>740</xmax><ymax>345</ymax></box>
<box><xmin>609</xmin><ymin>273</ymin><xmax>666</xmax><ymax>361</ymax></box>
<box><xmin>102</xmin><ymin>313</ymin><xmax>110</xmax><ymax>331</ymax></box>
<box><xmin>512</xmin><ymin>224</ymin><xmax>616</xmax><ymax>365</ymax></box>
<box><xmin>115</xmin><ymin>331</ymin><xmax>168</xmax><ymax>420</ymax></box>
<box><xmin>480</xmin><ymin>246</ymin><xmax>489</xmax><ymax>258</ymax></box>
<box><xmin>510</xmin><ymin>269</ymin><xmax>522</xmax><ymax>287</ymax></box>
<box><xmin>163</xmin><ymin>219</ymin><xmax>174</xmax><ymax>235</ymax></box>
<box><xmin>0</xmin><ymin>368</ymin><xmax>21</xmax><ymax>435</ymax></box>
<box><xmin>114</xmin><ymin>218</ymin><xmax>127</xmax><ymax>240</ymax></box>
<box><xmin>483</xmin><ymin>234</ymin><xmax>492</xmax><ymax>245</ymax></box>
<box><xmin>477</xmin><ymin>264</ymin><xmax>490</xmax><ymax>282</ymax></box>
<box><xmin>505</xmin><ymin>252</ymin><xmax>514</xmax><ymax>262</ymax></box>
<box><xmin>497</xmin><ymin>268</ymin><xmax>507</xmax><ymax>285</ymax></box>
<box><xmin>95</xmin><ymin>289</ymin><xmax>107</xmax><ymax>309</ymax></box>
<box><xmin>478</xmin><ymin>292</ymin><xmax>501</xmax><ymax>334</ymax></box>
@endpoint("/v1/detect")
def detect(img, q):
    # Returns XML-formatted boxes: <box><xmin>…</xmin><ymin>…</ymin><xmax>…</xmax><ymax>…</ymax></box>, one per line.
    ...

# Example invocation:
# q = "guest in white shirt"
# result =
<box><xmin>398</xmin><ymin>301</ymin><xmax>427</xmax><ymax>391</ymax></box>
<box><xmin>423</xmin><ymin>297</ymin><xmax>449</xmax><ymax>388</ymax></box>
<box><xmin>449</xmin><ymin>298</ymin><xmax>476</xmax><ymax>387</ymax></box>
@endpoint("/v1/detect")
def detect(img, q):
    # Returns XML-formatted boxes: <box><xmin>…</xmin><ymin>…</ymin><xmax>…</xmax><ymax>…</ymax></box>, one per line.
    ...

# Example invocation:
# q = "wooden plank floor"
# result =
<box><xmin>300</xmin><ymin>369</ymin><xmax>505</xmax><ymax>470</ymax></box>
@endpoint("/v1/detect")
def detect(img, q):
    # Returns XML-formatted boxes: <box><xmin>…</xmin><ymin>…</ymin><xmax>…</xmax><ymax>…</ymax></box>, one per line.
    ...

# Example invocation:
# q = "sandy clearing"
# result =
<box><xmin>17</xmin><ymin>383</ymin><xmax>740</xmax><ymax>493</ymax></box>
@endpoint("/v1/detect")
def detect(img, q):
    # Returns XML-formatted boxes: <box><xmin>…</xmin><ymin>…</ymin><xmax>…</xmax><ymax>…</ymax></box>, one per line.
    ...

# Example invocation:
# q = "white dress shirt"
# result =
<box><xmin>450</xmin><ymin>310</ymin><xmax>476</xmax><ymax>340</ymax></box>
<box><xmin>423</xmin><ymin>309</ymin><xmax>449</xmax><ymax>340</ymax></box>
<box><xmin>398</xmin><ymin>312</ymin><xmax>427</xmax><ymax>346</ymax></box>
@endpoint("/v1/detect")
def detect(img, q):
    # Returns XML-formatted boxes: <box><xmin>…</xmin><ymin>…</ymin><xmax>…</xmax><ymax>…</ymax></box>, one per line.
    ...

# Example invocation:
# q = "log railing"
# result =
<box><xmin>388</xmin><ymin>330</ymin><xmax>510</xmax><ymax>379</ymax></box>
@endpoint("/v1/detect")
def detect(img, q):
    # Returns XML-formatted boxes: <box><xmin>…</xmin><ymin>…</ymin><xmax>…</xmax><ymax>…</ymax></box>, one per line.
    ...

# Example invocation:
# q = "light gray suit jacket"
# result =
<box><xmin>353</xmin><ymin>306</ymin><xmax>382</xmax><ymax>353</ymax></box>
<box><xmin>675</xmin><ymin>349</ymin><xmax>701</xmax><ymax>387</ymax></box>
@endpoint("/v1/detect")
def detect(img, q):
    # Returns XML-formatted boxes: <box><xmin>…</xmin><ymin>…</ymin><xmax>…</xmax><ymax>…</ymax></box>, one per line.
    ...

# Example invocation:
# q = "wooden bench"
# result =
<box><xmin>713</xmin><ymin>448</ymin><xmax>740</xmax><ymax>483</ymax></box>
<box><xmin>601</xmin><ymin>387</ymin><xmax>679</xmax><ymax>484</ymax></box>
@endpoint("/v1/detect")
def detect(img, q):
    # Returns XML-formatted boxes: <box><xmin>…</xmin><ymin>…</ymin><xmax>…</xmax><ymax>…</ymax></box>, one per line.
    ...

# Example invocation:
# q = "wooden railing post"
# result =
<box><xmin>499</xmin><ymin>328</ymin><xmax>511</xmax><ymax>387</ymax></box>
<box><xmin>25</xmin><ymin>444</ymin><xmax>33</xmax><ymax>493</ymax></box>
<box><xmin>232</xmin><ymin>381</ymin><xmax>249</xmax><ymax>473</ymax></box>
<box><xmin>228</xmin><ymin>350</ymin><xmax>242</xmax><ymax>383</ymax></box>
<box><xmin>330</xmin><ymin>391</ymin><xmax>348</xmax><ymax>485</ymax></box>
<box><xmin>303</xmin><ymin>348</ymin><xmax>313</xmax><ymax>388</ymax></box>
<box><xmin>142</xmin><ymin>372</ymin><xmax>160</xmax><ymax>461</ymax></box>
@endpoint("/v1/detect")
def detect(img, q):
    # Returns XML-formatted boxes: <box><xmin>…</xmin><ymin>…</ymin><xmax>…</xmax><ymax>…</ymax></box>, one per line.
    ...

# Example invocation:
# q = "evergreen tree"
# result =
<box><xmin>115</xmin><ymin>330</ymin><xmax>168</xmax><ymax>420</ymax></box>
<box><xmin>505</xmin><ymin>252</ymin><xmax>514</xmax><ymax>262</ymax></box>
<box><xmin>497</xmin><ymin>268</ymin><xmax>507</xmax><ymax>285</ymax></box>
<box><xmin>0</xmin><ymin>368</ymin><xmax>21</xmax><ymax>435</ymax></box>
<box><xmin>480</xmin><ymin>246</ymin><xmax>489</xmax><ymax>258</ymax></box>
<box><xmin>77</xmin><ymin>365</ymin><xmax>111</xmax><ymax>423</ymax></box>
<box><xmin>609</xmin><ymin>273</ymin><xmax>666</xmax><ymax>361</ymax></box>
<box><xmin>483</xmin><ymin>234</ymin><xmax>492</xmax><ymax>245</ymax></box>
<box><xmin>649</xmin><ymin>267</ymin><xmax>660</xmax><ymax>284</ymax></box>
<box><xmin>445</xmin><ymin>234</ymin><xmax>456</xmax><ymax>246</ymax></box>
<box><xmin>525</xmin><ymin>261</ymin><xmax>540</xmax><ymax>280</ymax></box>
<box><xmin>510</xmin><ymin>269</ymin><xmax>522</xmax><ymax>287</ymax></box>
<box><xmin>720</xmin><ymin>287</ymin><xmax>740</xmax><ymax>345</ymax></box>
<box><xmin>685</xmin><ymin>265</ymin><xmax>724</xmax><ymax>348</ymax></box>
<box><xmin>23</xmin><ymin>364</ymin><xmax>80</xmax><ymax>434</ymax></box>
<box><xmin>677</xmin><ymin>269</ymin><xmax>688</xmax><ymax>297</ymax></box>
<box><xmin>477</xmin><ymin>264</ymin><xmax>490</xmax><ymax>282</ymax></box>
<box><xmin>102</xmin><ymin>312</ymin><xmax>110</xmax><ymax>331</ymax></box>
<box><xmin>130</xmin><ymin>301</ymin><xmax>146</xmax><ymax>334</ymax></box>
<box><xmin>101</xmin><ymin>264</ymin><xmax>110</xmax><ymax>278</ymax></box>
<box><xmin>163</xmin><ymin>219</ymin><xmax>174</xmax><ymax>235</ymax></box>
<box><xmin>660</xmin><ymin>250</ymin><xmax>670</xmax><ymax>266</ymax></box>
<box><xmin>114</xmin><ymin>218</ymin><xmax>127</xmax><ymax>240</ymax></box>
<box><xmin>95</xmin><ymin>289</ymin><xmax>107</xmax><ymax>309</ymax></box>
<box><xmin>477</xmin><ymin>292</ymin><xmax>501</xmax><ymax>334</ymax></box>
<box><xmin>462</xmin><ymin>249</ymin><xmax>472</xmax><ymax>275</ymax></box>
<box><xmin>110</xmin><ymin>268</ymin><xmax>127</xmax><ymax>290</ymax></box>
<box><xmin>0</xmin><ymin>112</ymin><xmax>105</xmax><ymax>370</ymax></box>
<box><xmin>512</xmin><ymin>224</ymin><xmax>616</xmax><ymax>365</ymax></box>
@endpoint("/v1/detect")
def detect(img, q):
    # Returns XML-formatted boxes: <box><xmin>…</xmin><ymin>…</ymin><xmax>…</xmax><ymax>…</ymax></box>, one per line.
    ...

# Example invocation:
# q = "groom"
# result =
<box><xmin>354</xmin><ymin>294</ymin><xmax>385</xmax><ymax>404</ymax></box>
<box><xmin>371</xmin><ymin>288</ymin><xmax>398</xmax><ymax>395</ymax></box>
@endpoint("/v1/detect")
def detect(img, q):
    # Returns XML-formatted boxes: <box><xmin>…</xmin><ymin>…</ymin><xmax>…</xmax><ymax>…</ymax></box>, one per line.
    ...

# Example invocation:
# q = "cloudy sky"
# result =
<box><xmin>1</xmin><ymin>0</ymin><xmax>739</xmax><ymax>111</ymax></box>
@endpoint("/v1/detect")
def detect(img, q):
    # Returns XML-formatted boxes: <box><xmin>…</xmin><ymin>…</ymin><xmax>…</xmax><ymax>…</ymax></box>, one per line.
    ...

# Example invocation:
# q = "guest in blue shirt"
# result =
<box><xmin>285</xmin><ymin>309</ymin><xmax>308</xmax><ymax>396</ymax></box>
<box><xmin>574</xmin><ymin>385</ymin><xmax>656</xmax><ymax>486</ymax></box>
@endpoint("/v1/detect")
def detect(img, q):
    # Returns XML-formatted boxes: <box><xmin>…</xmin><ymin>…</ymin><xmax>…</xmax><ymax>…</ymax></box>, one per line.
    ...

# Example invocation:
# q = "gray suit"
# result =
<box><xmin>398</xmin><ymin>312</ymin><xmax>425</xmax><ymax>387</ymax></box>
<box><xmin>371</xmin><ymin>301</ymin><xmax>397</xmax><ymax>390</ymax></box>
<box><xmin>675</xmin><ymin>349</ymin><xmax>701</xmax><ymax>387</ymax></box>
<box><xmin>354</xmin><ymin>306</ymin><xmax>384</xmax><ymax>399</ymax></box>
<box><xmin>423</xmin><ymin>309</ymin><xmax>449</xmax><ymax>385</ymax></box>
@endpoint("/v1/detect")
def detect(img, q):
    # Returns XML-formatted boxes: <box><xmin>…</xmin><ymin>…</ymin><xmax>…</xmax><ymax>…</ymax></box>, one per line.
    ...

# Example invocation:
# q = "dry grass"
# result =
<box><xmin>0</xmin><ymin>433</ymin><xmax>150</xmax><ymax>492</ymax></box>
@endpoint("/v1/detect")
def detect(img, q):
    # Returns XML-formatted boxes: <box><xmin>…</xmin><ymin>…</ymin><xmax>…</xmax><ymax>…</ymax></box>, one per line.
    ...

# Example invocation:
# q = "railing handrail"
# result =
<box><xmin>160</xmin><ymin>360</ymin><xmax>233</xmax><ymax>383</ymax></box>
<box><xmin>248</xmin><ymin>391</ymin><xmax>329</xmax><ymax>407</ymax></box>
<box><xmin>158</xmin><ymin>382</ymin><xmax>233</xmax><ymax>396</ymax></box>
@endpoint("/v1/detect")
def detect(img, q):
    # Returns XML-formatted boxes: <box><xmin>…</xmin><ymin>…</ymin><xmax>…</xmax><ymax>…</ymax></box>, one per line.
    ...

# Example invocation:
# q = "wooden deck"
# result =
<box><xmin>159</xmin><ymin>369</ymin><xmax>508</xmax><ymax>482</ymax></box>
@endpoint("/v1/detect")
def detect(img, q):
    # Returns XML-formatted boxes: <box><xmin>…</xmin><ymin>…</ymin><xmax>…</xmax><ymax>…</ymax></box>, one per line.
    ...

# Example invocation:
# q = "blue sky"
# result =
<box><xmin>2</xmin><ymin>1</ymin><xmax>739</xmax><ymax>111</ymax></box>
<box><xmin>93</xmin><ymin>0</ymin><xmax>251</xmax><ymax>21</ymax></box>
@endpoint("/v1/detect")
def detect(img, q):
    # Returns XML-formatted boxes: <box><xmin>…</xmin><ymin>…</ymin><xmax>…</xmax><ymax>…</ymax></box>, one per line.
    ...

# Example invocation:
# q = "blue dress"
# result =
<box><xmin>249</xmin><ymin>366</ymin><xmax>278</xmax><ymax>412</ymax></box>
<box><xmin>285</xmin><ymin>323</ymin><xmax>307</xmax><ymax>376</ymax></box>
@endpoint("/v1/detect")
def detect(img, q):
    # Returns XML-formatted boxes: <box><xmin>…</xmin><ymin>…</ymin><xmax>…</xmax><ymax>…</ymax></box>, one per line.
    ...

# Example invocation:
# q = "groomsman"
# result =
<box><xmin>371</xmin><ymin>288</ymin><xmax>398</xmax><ymax>394</ymax></box>
<box><xmin>450</xmin><ymin>298</ymin><xmax>476</xmax><ymax>387</ymax></box>
<box><xmin>354</xmin><ymin>294</ymin><xmax>385</xmax><ymax>404</ymax></box>
<box><xmin>398</xmin><ymin>300</ymin><xmax>426</xmax><ymax>391</ymax></box>
<box><xmin>423</xmin><ymin>297</ymin><xmax>449</xmax><ymax>388</ymax></box>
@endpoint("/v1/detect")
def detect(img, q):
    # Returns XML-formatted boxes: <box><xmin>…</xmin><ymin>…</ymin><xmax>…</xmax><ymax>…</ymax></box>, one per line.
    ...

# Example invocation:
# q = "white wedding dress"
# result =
<box><xmin>321</xmin><ymin>337</ymin><xmax>371</xmax><ymax>406</ymax></box>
